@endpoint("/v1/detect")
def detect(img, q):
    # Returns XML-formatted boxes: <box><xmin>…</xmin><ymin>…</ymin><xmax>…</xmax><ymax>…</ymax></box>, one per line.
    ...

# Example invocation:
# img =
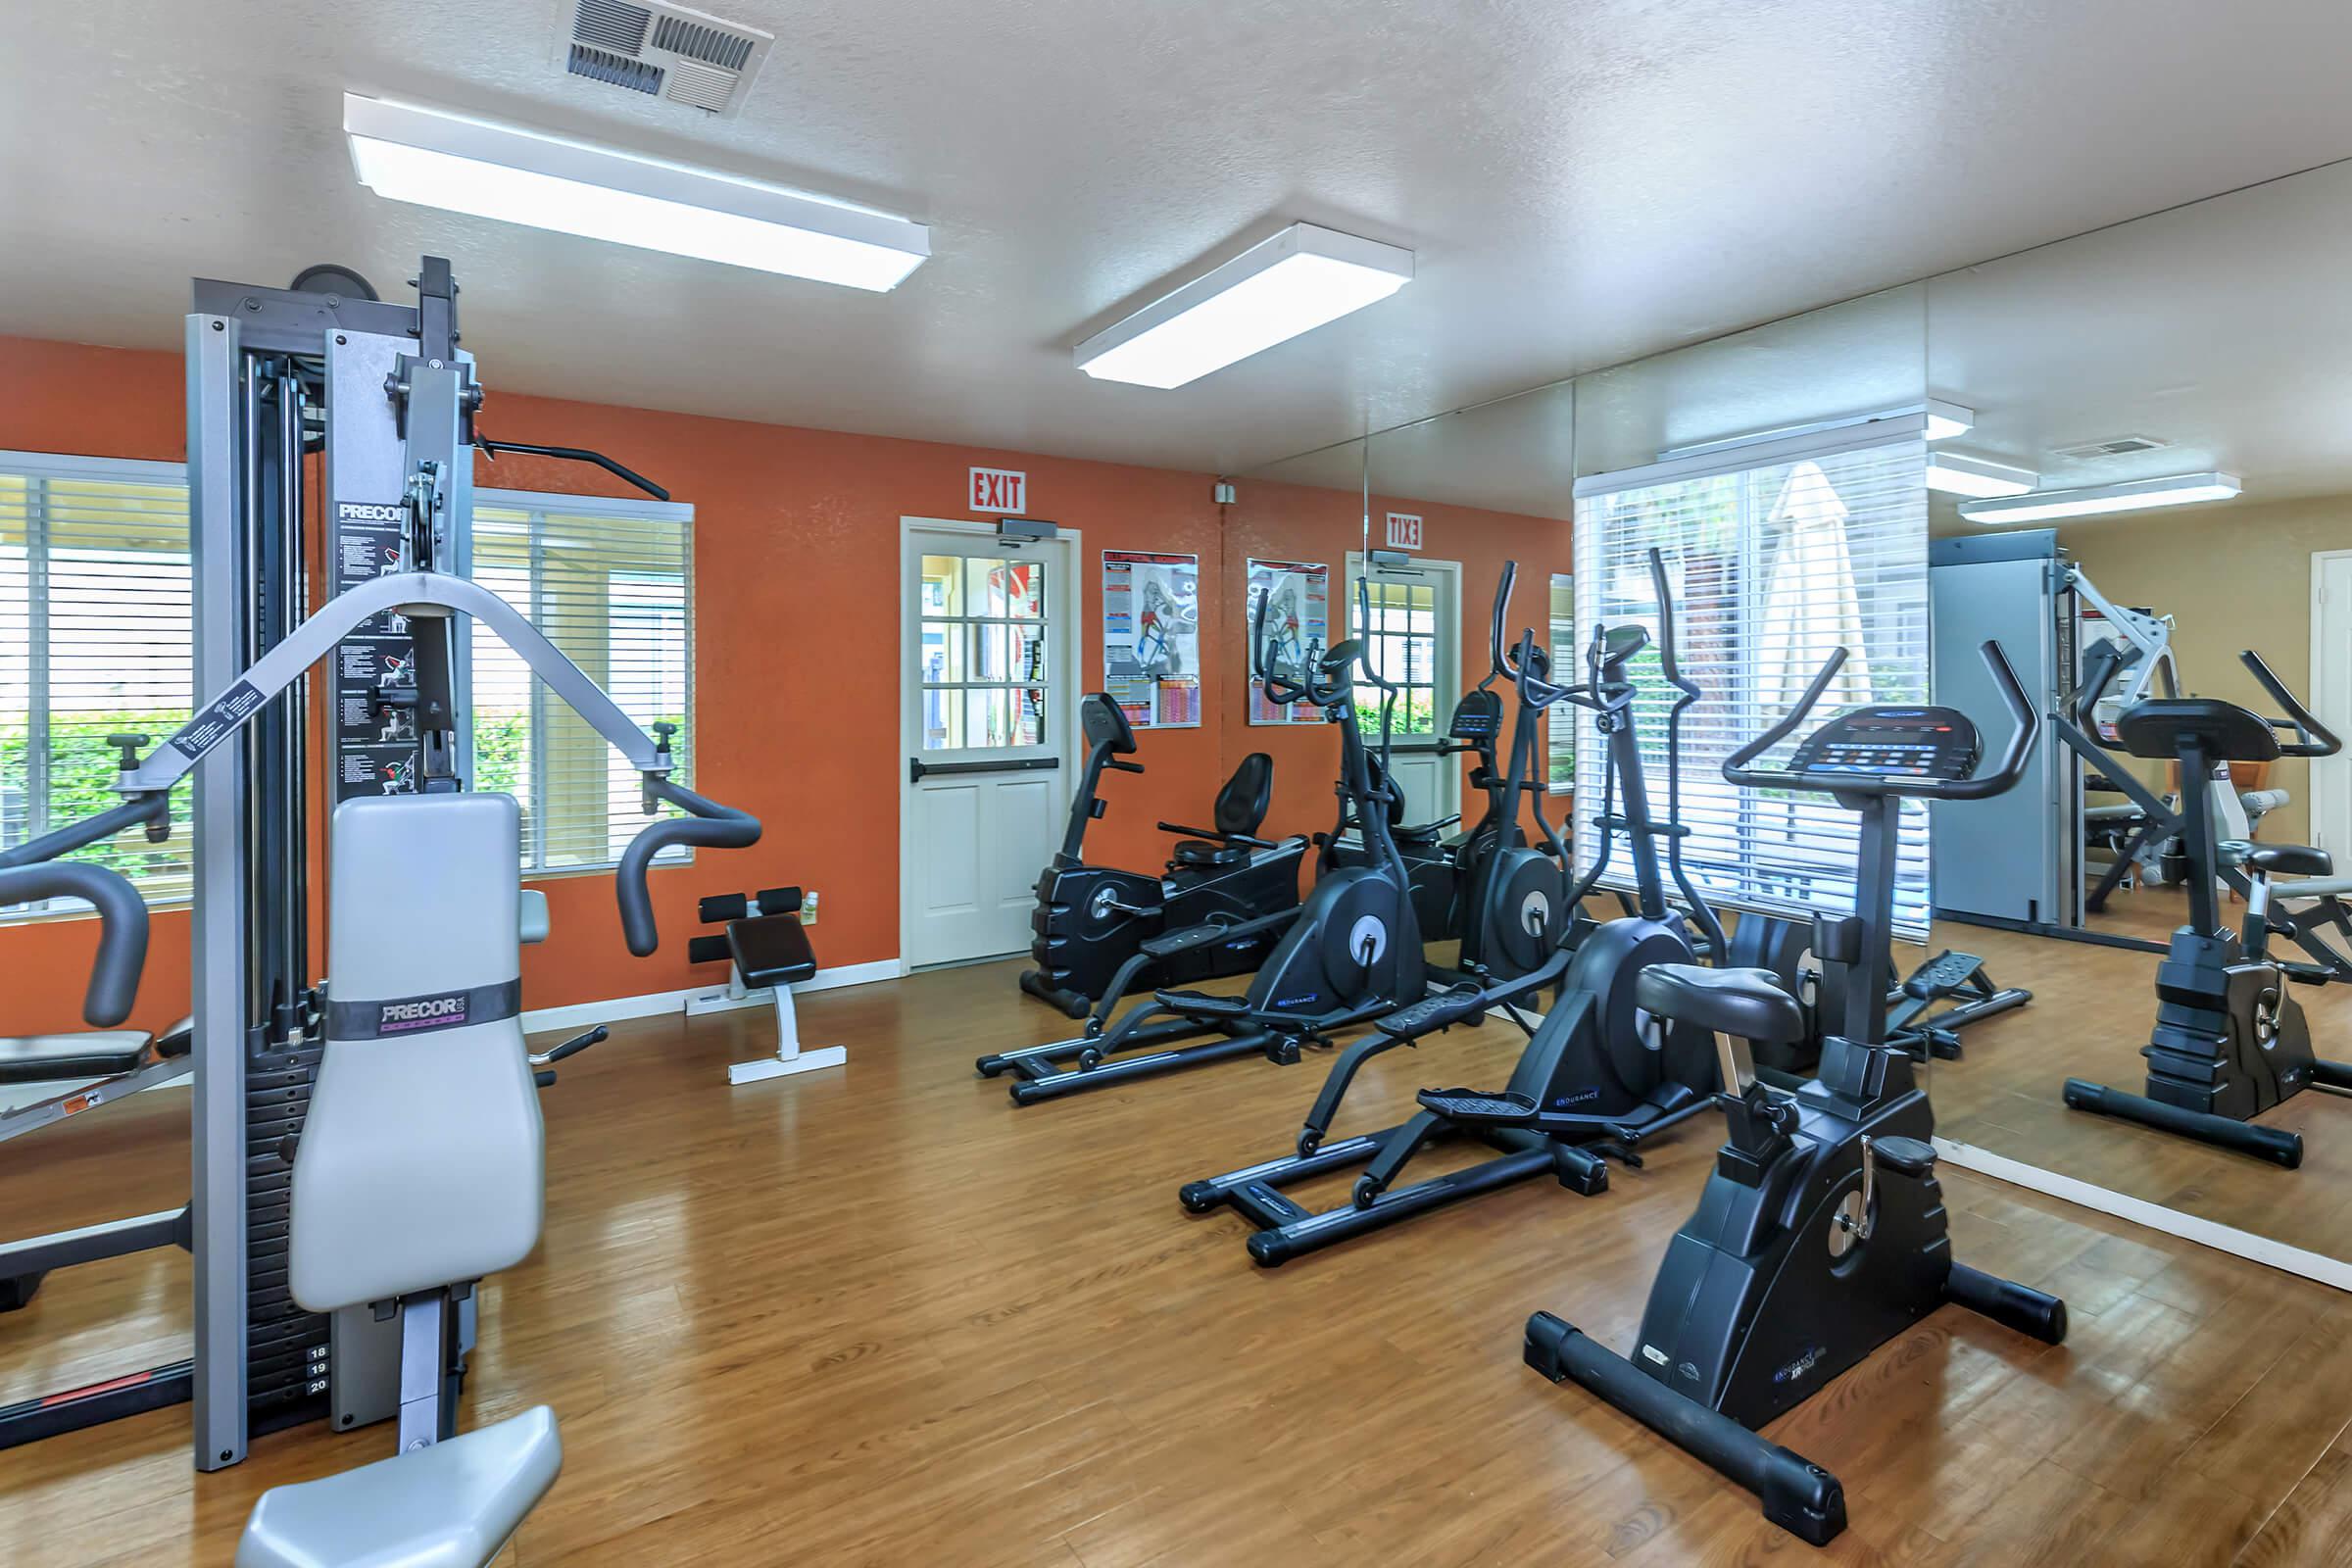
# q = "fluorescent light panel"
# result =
<box><xmin>343</xmin><ymin>93</ymin><xmax>929</xmax><ymax>291</ymax></box>
<box><xmin>1926</xmin><ymin>451</ymin><xmax>2037</xmax><ymax>498</ymax></box>
<box><xmin>1961</xmin><ymin>471</ymin><xmax>2242</xmax><ymax>524</ymax></box>
<box><xmin>1075</xmin><ymin>222</ymin><xmax>1413</xmax><ymax>388</ymax></box>
<box><xmin>1656</xmin><ymin>400</ymin><xmax>1974</xmax><ymax>463</ymax></box>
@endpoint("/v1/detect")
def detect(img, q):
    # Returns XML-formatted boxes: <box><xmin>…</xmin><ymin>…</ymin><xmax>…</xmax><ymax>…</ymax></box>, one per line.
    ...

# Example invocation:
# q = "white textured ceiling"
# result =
<box><xmin>5</xmin><ymin>1</ymin><xmax>2352</xmax><ymax>475</ymax></box>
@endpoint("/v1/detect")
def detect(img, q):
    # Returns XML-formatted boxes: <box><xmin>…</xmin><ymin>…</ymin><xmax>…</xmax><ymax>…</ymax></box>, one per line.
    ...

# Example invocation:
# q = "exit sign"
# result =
<box><xmin>1386</xmin><ymin>512</ymin><xmax>1424</xmax><ymax>551</ymax></box>
<box><xmin>970</xmin><ymin>466</ymin><xmax>1027</xmax><ymax>514</ymax></box>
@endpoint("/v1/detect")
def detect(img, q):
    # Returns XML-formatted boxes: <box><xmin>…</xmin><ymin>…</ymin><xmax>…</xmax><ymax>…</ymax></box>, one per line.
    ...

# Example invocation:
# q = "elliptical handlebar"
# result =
<box><xmin>2241</xmin><ymin>649</ymin><xmax>2343</xmax><ymax>759</ymax></box>
<box><xmin>1724</xmin><ymin>639</ymin><xmax>2036</xmax><ymax>801</ymax></box>
<box><xmin>1645</xmin><ymin>547</ymin><xmax>1725</xmax><ymax>961</ymax></box>
<box><xmin>618</xmin><ymin>776</ymin><xmax>763</xmax><ymax>956</ymax></box>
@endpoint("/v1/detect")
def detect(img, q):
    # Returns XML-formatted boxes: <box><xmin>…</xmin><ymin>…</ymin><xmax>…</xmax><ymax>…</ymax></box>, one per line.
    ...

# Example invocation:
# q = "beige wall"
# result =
<box><xmin>2059</xmin><ymin>490</ymin><xmax>2352</xmax><ymax>847</ymax></box>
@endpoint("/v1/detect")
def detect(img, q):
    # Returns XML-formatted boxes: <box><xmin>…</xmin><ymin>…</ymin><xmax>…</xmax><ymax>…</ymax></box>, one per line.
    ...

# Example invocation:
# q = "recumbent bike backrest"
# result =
<box><xmin>1214</xmin><ymin>753</ymin><xmax>1275</xmax><ymax>838</ymax></box>
<box><xmin>1080</xmin><ymin>692</ymin><xmax>1138</xmax><ymax>758</ymax></box>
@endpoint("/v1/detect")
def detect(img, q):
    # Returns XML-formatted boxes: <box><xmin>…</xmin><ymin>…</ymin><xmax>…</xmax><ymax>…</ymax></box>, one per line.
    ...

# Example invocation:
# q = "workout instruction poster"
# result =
<box><xmin>329</xmin><ymin>502</ymin><xmax>424</xmax><ymax>801</ymax></box>
<box><xmin>1246</xmin><ymin>559</ymin><xmax>1329</xmax><ymax>724</ymax></box>
<box><xmin>1102</xmin><ymin>550</ymin><xmax>1200</xmax><ymax>728</ymax></box>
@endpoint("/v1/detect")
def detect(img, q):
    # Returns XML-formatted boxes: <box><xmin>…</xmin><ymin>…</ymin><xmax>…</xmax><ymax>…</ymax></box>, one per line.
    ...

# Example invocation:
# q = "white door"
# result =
<box><xmin>1345</xmin><ymin>553</ymin><xmax>1463</xmax><ymax>827</ymax></box>
<box><xmin>901</xmin><ymin>521</ymin><xmax>1077</xmax><ymax>967</ymax></box>
<box><xmin>2311</xmin><ymin>550</ymin><xmax>2352</xmax><ymax>856</ymax></box>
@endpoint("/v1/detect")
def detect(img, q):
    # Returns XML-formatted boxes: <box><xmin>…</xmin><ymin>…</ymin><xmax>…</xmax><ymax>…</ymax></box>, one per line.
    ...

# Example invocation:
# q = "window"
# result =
<box><xmin>1348</xmin><ymin>572</ymin><xmax>1441</xmax><ymax>742</ymax></box>
<box><xmin>917</xmin><ymin>554</ymin><xmax>1049</xmax><ymax>752</ymax></box>
<box><xmin>1548</xmin><ymin>573</ymin><xmax>1575</xmax><ymax>790</ymax></box>
<box><xmin>1571</xmin><ymin>434</ymin><xmax>1931</xmax><ymax>937</ymax></box>
<box><xmin>0</xmin><ymin>453</ymin><xmax>195</xmax><ymax>913</ymax></box>
<box><xmin>470</xmin><ymin>492</ymin><xmax>696</xmax><ymax>872</ymax></box>
<box><xmin>2</xmin><ymin>458</ymin><xmax>697</xmax><ymax>920</ymax></box>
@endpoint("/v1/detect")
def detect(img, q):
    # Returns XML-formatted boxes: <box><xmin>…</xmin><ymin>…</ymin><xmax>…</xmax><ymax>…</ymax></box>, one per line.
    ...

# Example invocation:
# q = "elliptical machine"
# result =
<box><xmin>1180</xmin><ymin>550</ymin><xmax>1723</xmax><ymax>1265</ymax></box>
<box><xmin>2063</xmin><ymin>651</ymin><xmax>2351</xmax><ymax>1167</ymax></box>
<box><xmin>977</xmin><ymin>592</ymin><xmax>1426</xmax><ymax>1104</ymax></box>
<box><xmin>1019</xmin><ymin>694</ymin><xmax>1305</xmax><ymax>1018</ymax></box>
<box><xmin>1322</xmin><ymin>565</ymin><xmax>1569</xmax><ymax>989</ymax></box>
<box><xmin>1508</xmin><ymin>639</ymin><xmax>2067</xmax><ymax>1546</ymax></box>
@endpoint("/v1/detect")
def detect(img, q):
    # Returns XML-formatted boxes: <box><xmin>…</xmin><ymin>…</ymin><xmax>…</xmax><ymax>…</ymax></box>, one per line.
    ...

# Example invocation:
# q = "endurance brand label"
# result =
<box><xmin>170</xmin><ymin>680</ymin><xmax>268</xmax><ymax>760</ymax></box>
<box><xmin>327</xmin><ymin>979</ymin><xmax>521</xmax><ymax>1041</ymax></box>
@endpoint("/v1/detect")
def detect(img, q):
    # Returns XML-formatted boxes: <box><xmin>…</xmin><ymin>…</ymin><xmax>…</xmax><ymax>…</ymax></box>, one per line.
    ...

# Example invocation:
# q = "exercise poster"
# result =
<box><xmin>1102</xmin><ymin>550</ymin><xmax>1200</xmax><ymax>729</ymax></box>
<box><xmin>1246</xmin><ymin>559</ymin><xmax>1329</xmax><ymax>724</ymax></box>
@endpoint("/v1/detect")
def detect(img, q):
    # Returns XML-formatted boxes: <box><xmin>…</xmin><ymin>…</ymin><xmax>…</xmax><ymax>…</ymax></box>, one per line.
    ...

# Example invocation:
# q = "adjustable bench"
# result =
<box><xmin>689</xmin><ymin>887</ymin><xmax>848</xmax><ymax>1086</ymax></box>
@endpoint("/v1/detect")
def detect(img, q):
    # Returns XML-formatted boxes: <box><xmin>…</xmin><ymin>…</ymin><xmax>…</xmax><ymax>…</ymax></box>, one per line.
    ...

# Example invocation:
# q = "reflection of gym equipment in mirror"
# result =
<box><xmin>2064</xmin><ymin>652</ymin><xmax>2352</xmax><ymax>1166</ymax></box>
<box><xmin>1931</xmin><ymin>531</ymin><xmax>2348</xmax><ymax>971</ymax></box>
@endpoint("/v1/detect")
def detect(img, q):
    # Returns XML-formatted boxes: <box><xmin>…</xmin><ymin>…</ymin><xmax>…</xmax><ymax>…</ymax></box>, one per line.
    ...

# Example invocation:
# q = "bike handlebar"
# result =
<box><xmin>619</xmin><ymin>777</ymin><xmax>763</xmax><ymax>956</ymax></box>
<box><xmin>1722</xmin><ymin>640</ymin><xmax>2036</xmax><ymax>802</ymax></box>
<box><xmin>0</xmin><ymin>862</ymin><xmax>148</xmax><ymax>1026</ymax></box>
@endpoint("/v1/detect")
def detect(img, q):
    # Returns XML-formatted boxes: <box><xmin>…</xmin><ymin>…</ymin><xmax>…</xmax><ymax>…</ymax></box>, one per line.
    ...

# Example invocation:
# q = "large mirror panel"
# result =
<box><xmin>1924</xmin><ymin>161</ymin><xmax>2352</xmax><ymax>1267</ymax></box>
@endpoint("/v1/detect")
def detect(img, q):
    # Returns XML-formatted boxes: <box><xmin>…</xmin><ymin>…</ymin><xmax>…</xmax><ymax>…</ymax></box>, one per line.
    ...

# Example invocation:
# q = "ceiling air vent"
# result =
<box><xmin>2050</xmin><ymin>434</ymin><xmax>2171</xmax><ymax>461</ymax></box>
<box><xmin>554</xmin><ymin>0</ymin><xmax>774</xmax><ymax>118</ymax></box>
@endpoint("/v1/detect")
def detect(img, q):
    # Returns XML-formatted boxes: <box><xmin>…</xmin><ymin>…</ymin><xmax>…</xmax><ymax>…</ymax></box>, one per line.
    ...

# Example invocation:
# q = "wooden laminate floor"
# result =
<box><xmin>1926</xmin><ymin>880</ymin><xmax>2352</xmax><ymax>1264</ymax></box>
<box><xmin>7</xmin><ymin>953</ymin><xmax>2352</xmax><ymax>1565</ymax></box>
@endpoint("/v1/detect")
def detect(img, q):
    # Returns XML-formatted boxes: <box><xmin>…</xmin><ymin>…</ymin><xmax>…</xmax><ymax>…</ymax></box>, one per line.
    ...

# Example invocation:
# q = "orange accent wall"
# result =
<box><xmin>0</xmin><ymin>333</ymin><xmax>1570</xmax><ymax>1034</ymax></box>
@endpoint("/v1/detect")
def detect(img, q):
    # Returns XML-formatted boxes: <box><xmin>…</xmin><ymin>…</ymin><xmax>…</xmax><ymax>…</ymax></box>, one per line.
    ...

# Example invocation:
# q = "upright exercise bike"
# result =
<box><xmin>1019</xmin><ymin>693</ymin><xmax>1305</xmax><ymax>1018</ymax></box>
<box><xmin>1181</xmin><ymin>550</ymin><xmax>1724</xmax><ymax>1264</ymax></box>
<box><xmin>2063</xmin><ymin>651</ymin><xmax>2352</xmax><ymax>1166</ymax></box>
<box><xmin>978</xmin><ymin>595</ymin><xmax>1426</xmax><ymax>1104</ymax></box>
<box><xmin>1505</xmin><ymin>639</ymin><xmax>2068</xmax><ymax>1546</ymax></box>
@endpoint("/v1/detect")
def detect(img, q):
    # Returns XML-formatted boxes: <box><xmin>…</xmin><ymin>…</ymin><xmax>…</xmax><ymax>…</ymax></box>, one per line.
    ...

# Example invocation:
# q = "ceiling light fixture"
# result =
<box><xmin>1073</xmin><ymin>222</ymin><xmax>1414</xmax><ymax>389</ymax></box>
<box><xmin>343</xmin><ymin>93</ymin><xmax>930</xmax><ymax>291</ymax></box>
<box><xmin>1960</xmin><ymin>471</ymin><xmax>2242</xmax><ymax>525</ymax></box>
<box><xmin>1655</xmin><ymin>400</ymin><xmax>1975</xmax><ymax>463</ymax></box>
<box><xmin>1926</xmin><ymin>451</ymin><xmax>2037</xmax><ymax>499</ymax></box>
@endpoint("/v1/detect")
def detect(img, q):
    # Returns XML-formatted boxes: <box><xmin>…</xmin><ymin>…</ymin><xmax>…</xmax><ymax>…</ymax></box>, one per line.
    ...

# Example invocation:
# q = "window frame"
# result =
<box><xmin>471</xmin><ymin>485</ymin><xmax>698</xmax><ymax>879</ymax></box>
<box><xmin>1569</xmin><ymin>423</ymin><xmax>1932</xmax><ymax>940</ymax></box>
<box><xmin>0</xmin><ymin>449</ymin><xmax>195</xmax><ymax>917</ymax></box>
<box><xmin>0</xmin><ymin>456</ymin><xmax>700</xmax><ymax>923</ymax></box>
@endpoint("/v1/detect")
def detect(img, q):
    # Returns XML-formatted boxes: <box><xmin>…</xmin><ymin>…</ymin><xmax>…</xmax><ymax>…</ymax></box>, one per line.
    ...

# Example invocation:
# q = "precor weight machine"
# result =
<box><xmin>0</xmin><ymin>257</ymin><xmax>740</xmax><ymax>1475</ymax></box>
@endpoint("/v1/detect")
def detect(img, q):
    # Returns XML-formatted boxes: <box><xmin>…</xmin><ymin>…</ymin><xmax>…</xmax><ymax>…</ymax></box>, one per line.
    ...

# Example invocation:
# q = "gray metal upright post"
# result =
<box><xmin>186</xmin><ymin>311</ymin><xmax>252</xmax><ymax>1471</ymax></box>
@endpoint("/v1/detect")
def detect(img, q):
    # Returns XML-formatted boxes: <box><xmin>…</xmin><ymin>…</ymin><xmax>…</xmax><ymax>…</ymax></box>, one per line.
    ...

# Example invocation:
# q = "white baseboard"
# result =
<box><xmin>522</xmin><ymin>956</ymin><xmax>905</xmax><ymax>1035</ymax></box>
<box><xmin>1936</xmin><ymin>1135</ymin><xmax>2352</xmax><ymax>1293</ymax></box>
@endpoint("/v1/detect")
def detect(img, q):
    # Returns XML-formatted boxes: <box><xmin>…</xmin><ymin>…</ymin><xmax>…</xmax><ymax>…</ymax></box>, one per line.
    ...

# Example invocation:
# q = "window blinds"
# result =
<box><xmin>470</xmin><ymin>491</ymin><xmax>696</xmax><ymax>873</ymax></box>
<box><xmin>1570</xmin><ymin>431</ymin><xmax>1933</xmax><ymax>939</ymax></box>
<box><xmin>0</xmin><ymin>454</ymin><xmax>195</xmax><ymax>911</ymax></box>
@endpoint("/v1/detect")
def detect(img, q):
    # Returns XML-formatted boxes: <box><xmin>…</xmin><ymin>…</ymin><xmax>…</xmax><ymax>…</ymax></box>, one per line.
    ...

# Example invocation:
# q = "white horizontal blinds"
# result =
<box><xmin>0</xmin><ymin>462</ymin><xmax>195</xmax><ymax>913</ymax></box>
<box><xmin>471</xmin><ymin>494</ymin><xmax>695</xmax><ymax>872</ymax></box>
<box><xmin>1573</xmin><ymin>435</ymin><xmax>1932</xmax><ymax>938</ymax></box>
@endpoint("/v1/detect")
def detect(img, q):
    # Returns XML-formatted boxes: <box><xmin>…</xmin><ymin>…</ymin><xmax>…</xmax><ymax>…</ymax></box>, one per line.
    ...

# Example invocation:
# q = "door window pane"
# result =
<box><xmin>922</xmin><ymin>556</ymin><xmax>963</xmax><ymax>615</ymax></box>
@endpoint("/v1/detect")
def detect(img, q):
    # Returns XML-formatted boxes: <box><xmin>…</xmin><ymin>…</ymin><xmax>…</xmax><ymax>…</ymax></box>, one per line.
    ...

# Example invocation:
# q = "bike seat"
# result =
<box><xmin>2228</xmin><ymin>840</ymin><xmax>2332</xmax><ymax>878</ymax></box>
<box><xmin>1170</xmin><ymin>840</ymin><xmax>1250</xmax><ymax>868</ymax></box>
<box><xmin>1634</xmin><ymin>964</ymin><xmax>1804</xmax><ymax>1046</ymax></box>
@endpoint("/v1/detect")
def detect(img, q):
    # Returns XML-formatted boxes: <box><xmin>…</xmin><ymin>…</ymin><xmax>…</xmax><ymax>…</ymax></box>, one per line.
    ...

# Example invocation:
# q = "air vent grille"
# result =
<box><xmin>574</xmin><ymin>0</ymin><xmax>652</xmax><ymax>52</ymax></box>
<box><xmin>567</xmin><ymin>42</ymin><xmax>664</xmax><ymax>95</ymax></box>
<box><xmin>652</xmin><ymin>15</ymin><xmax>757</xmax><ymax>70</ymax></box>
<box><xmin>663</xmin><ymin>58</ymin><xmax>739</xmax><ymax>112</ymax></box>
<box><xmin>553</xmin><ymin>1</ymin><xmax>771</xmax><ymax>117</ymax></box>
<box><xmin>2051</xmin><ymin>434</ymin><xmax>2170</xmax><ymax>460</ymax></box>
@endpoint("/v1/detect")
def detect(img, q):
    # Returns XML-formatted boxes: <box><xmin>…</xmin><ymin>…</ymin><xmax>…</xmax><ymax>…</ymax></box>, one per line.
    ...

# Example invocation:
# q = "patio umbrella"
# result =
<box><xmin>1756</xmin><ymin>460</ymin><xmax>1873</xmax><ymax>714</ymax></box>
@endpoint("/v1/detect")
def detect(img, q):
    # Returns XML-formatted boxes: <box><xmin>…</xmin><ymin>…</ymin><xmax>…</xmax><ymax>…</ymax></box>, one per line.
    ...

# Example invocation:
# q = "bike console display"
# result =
<box><xmin>1788</xmin><ymin>709</ymin><xmax>1978</xmax><ymax>785</ymax></box>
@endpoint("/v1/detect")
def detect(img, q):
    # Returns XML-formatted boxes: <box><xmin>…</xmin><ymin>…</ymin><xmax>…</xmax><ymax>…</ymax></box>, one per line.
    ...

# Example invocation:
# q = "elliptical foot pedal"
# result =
<box><xmin>1154</xmin><ymin>990</ymin><xmax>1251</xmax><ymax>1018</ymax></box>
<box><xmin>1415</xmin><ymin>1088</ymin><xmax>1544</xmax><ymax>1128</ymax></box>
<box><xmin>1905</xmin><ymin>950</ymin><xmax>1985</xmax><ymax>998</ymax></box>
<box><xmin>1871</xmin><ymin>1135</ymin><xmax>1936</xmax><ymax>1177</ymax></box>
<box><xmin>1380</xmin><ymin>984</ymin><xmax>1490</xmax><ymax>1039</ymax></box>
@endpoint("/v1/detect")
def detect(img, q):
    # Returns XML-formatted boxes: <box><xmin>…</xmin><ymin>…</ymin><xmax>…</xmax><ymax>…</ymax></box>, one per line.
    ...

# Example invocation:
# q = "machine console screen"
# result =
<box><xmin>1788</xmin><ymin>706</ymin><xmax>1980</xmax><ymax>781</ymax></box>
